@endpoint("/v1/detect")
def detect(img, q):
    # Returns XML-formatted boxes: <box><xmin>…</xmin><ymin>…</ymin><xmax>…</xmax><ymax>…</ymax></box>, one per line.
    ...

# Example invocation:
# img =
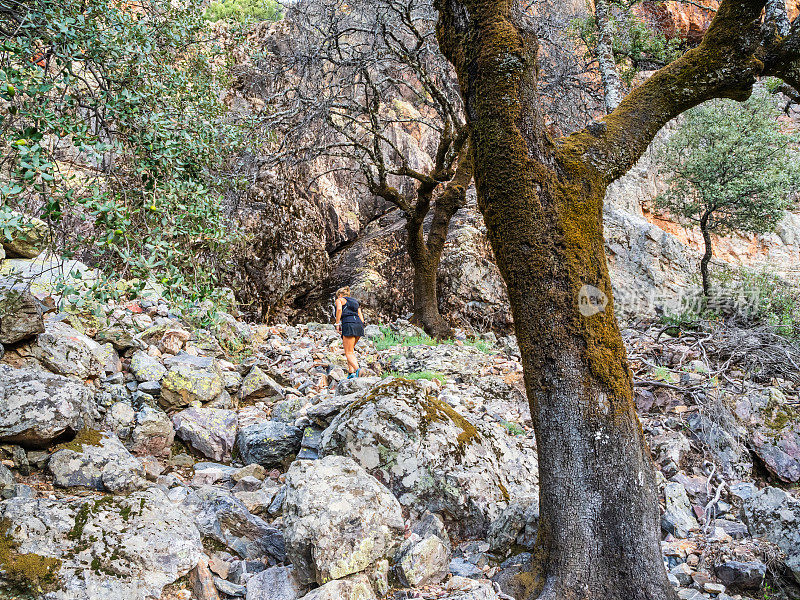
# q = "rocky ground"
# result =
<box><xmin>1</xmin><ymin>267</ymin><xmax>800</xmax><ymax>600</ymax></box>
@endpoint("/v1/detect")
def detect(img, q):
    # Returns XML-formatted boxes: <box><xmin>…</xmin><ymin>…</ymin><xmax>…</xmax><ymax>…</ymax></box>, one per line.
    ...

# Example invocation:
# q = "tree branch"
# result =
<box><xmin>557</xmin><ymin>0</ymin><xmax>768</xmax><ymax>182</ymax></box>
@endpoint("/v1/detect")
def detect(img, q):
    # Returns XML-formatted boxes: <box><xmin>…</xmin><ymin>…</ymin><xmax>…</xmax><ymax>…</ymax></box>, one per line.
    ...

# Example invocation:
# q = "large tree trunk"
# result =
<box><xmin>436</xmin><ymin>3</ymin><xmax>676</xmax><ymax>599</ymax></box>
<box><xmin>406</xmin><ymin>214</ymin><xmax>453</xmax><ymax>339</ymax></box>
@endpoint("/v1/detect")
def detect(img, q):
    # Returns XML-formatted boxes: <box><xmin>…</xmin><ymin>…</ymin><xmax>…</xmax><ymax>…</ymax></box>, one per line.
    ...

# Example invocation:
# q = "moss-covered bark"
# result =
<box><xmin>434</xmin><ymin>0</ymin><xmax>799</xmax><ymax>598</ymax></box>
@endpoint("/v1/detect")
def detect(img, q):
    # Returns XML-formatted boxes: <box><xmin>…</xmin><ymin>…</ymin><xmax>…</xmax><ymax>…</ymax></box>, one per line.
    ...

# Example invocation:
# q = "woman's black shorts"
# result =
<box><xmin>341</xmin><ymin>321</ymin><xmax>364</xmax><ymax>338</ymax></box>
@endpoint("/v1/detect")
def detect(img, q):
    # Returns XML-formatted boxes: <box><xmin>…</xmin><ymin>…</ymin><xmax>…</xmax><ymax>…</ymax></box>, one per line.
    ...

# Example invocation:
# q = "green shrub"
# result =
<box><xmin>0</xmin><ymin>0</ymin><xmax>249</xmax><ymax>308</ymax></box>
<box><xmin>204</xmin><ymin>0</ymin><xmax>283</xmax><ymax>24</ymax></box>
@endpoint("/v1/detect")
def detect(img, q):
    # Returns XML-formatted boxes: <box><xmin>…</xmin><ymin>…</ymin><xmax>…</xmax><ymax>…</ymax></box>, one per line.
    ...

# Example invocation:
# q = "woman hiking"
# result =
<box><xmin>334</xmin><ymin>286</ymin><xmax>365</xmax><ymax>378</ymax></box>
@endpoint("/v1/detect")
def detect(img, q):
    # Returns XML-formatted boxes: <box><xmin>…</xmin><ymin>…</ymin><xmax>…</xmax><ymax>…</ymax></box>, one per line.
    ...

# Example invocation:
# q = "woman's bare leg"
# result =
<box><xmin>343</xmin><ymin>336</ymin><xmax>358</xmax><ymax>373</ymax></box>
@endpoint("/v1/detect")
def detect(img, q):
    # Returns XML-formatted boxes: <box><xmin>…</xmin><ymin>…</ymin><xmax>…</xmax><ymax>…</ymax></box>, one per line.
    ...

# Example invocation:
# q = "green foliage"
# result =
<box><xmin>0</xmin><ymin>0</ymin><xmax>249</xmax><ymax>307</ymax></box>
<box><xmin>388</xmin><ymin>370</ymin><xmax>446</xmax><ymax>384</ymax></box>
<box><xmin>571</xmin><ymin>4</ymin><xmax>682</xmax><ymax>84</ymax></box>
<box><xmin>204</xmin><ymin>0</ymin><xmax>283</xmax><ymax>24</ymax></box>
<box><xmin>373</xmin><ymin>326</ymin><xmax>438</xmax><ymax>351</ymax></box>
<box><xmin>373</xmin><ymin>325</ymin><xmax>496</xmax><ymax>353</ymax></box>
<box><xmin>655</xmin><ymin>91</ymin><xmax>800</xmax><ymax>237</ymax></box>
<box><xmin>500</xmin><ymin>419</ymin><xmax>525</xmax><ymax>436</ymax></box>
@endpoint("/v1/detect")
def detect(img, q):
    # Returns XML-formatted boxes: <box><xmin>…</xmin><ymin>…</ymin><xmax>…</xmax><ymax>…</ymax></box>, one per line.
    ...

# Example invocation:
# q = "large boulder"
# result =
<box><xmin>31</xmin><ymin>320</ymin><xmax>103</xmax><ymax>379</ymax></box>
<box><xmin>282</xmin><ymin>455</ymin><xmax>404</xmax><ymax>586</ymax></box>
<box><xmin>160</xmin><ymin>354</ymin><xmax>225</xmax><ymax>408</ymax></box>
<box><xmin>0</xmin><ymin>283</ymin><xmax>44</xmax><ymax>344</ymax></box>
<box><xmin>742</xmin><ymin>486</ymin><xmax>800</xmax><ymax>583</ymax></box>
<box><xmin>0</xmin><ymin>488</ymin><xmax>203</xmax><ymax>600</ymax></box>
<box><xmin>0</xmin><ymin>212</ymin><xmax>48</xmax><ymax>258</ymax></box>
<box><xmin>0</xmin><ymin>364</ymin><xmax>98</xmax><ymax>448</ymax></box>
<box><xmin>320</xmin><ymin>378</ymin><xmax>539</xmax><ymax>537</ymax></box>
<box><xmin>48</xmin><ymin>430</ymin><xmax>147</xmax><ymax>493</ymax></box>
<box><xmin>235</xmin><ymin>421</ymin><xmax>302</xmax><ymax>469</ymax></box>
<box><xmin>173</xmin><ymin>407</ymin><xmax>238</xmax><ymax>462</ymax></box>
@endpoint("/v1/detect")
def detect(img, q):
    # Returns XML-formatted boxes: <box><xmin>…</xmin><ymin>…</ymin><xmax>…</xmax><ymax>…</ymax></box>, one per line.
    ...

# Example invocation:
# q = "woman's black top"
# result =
<box><xmin>341</xmin><ymin>297</ymin><xmax>361</xmax><ymax>323</ymax></box>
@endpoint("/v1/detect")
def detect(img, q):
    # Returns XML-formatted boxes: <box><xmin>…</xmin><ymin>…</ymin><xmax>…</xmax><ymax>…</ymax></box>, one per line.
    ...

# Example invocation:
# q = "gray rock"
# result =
<box><xmin>0</xmin><ymin>463</ymin><xmax>15</xmax><ymax>499</ymax></box>
<box><xmin>138</xmin><ymin>380</ymin><xmax>162</xmax><ymax>395</ymax></box>
<box><xmin>173</xmin><ymin>407</ymin><xmax>238</xmax><ymax>462</ymax></box>
<box><xmin>48</xmin><ymin>431</ymin><xmax>148</xmax><ymax>493</ymax></box>
<box><xmin>395</xmin><ymin>532</ymin><xmax>451</xmax><ymax>587</ymax></box>
<box><xmin>0</xmin><ymin>487</ymin><xmax>203</xmax><ymax>600</ymax></box>
<box><xmin>246</xmin><ymin>566</ymin><xmax>305</xmax><ymax>600</ymax></box>
<box><xmin>714</xmin><ymin>561</ymin><xmax>766</xmax><ymax>589</ymax></box>
<box><xmin>0</xmin><ymin>284</ymin><xmax>44</xmax><ymax>344</ymax></box>
<box><xmin>31</xmin><ymin>320</ymin><xmax>103</xmax><ymax>378</ymax></box>
<box><xmin>487</xmin><ymin>499</ymin><xmax>539</xmax><ymax>555</ymax></box>
<box><xmin>130</xmin><ymin>406</ymin><xmax>175</xmax><ymax>457</ymax></box>
<box><xmin>441</xmin><ymin>576</ymin><xmax>505</xmax><ymax>599</ymax></box>
<box><xmin>282</xmin><ymin>455</ymin><xmax>404</xmax><ymax>586</ymax></box>
<box><xmin>662</xmin><ymin>482</ymin><xmax>700</xmax><ymax>539</ymax></box>
<box><xmin>0</xmin><ymin>364</ymin><xmax>98</xmax><ymax>447</ymax></box>
<box><xmin>216</xmin><ymin>577</ymin><xmax>246</xmax><ymax>597</ymax></box>
<box><xmin>711</xmin><ymin>518</ymin><xmax>748</xmax><ymax>540</ymax></box>
<box><xmin>296</xmin><ymin>573</ymin><xmax>377</xmax><ymax>600</ymax></box>
<box><xmin>160</xmin><ymin>356</ymin><xmax>225</xmax><ymax>408</ymax></box>
<box><xmin>671</xmin><ymin>563</ymin><xmax>694</xmax><ymax>587</ymax></box>
<box><xmin>182</xmin><ymin>486</ymin><xmax>286</xmax><ymax>562</ymax></box>
<box><xmin>130</xmin><ymin>350</ymin><xmax>166</xmax><ymax>382</ymax></box>
<box><xmin>235</xmin><ymin>421</ymin><xmax>302</xmax><ymax>469</ymax></box>
<box><xmin>320</xmin><ymin>378</ymin><xmax>539</xmax><ymax>537</ymax></box>
<box><xmin>95</xmin><ymin>342</ymin><xmax>122</xmax><ymax>375</ymax></box>
<box><xmin>239</xmin><ymin>366</ymin><xmax>284</xmax><ymax>401</ymax></box>
<box><xmin>743</xmin><ymin>486</ymin><xmax>800</xmax><ymax>584</ymax></box>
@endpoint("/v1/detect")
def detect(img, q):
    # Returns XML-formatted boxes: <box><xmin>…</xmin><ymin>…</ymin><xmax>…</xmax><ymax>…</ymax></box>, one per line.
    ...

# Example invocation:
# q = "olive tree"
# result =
<box><xmin>433</xmin><ymin>0</ymin><xmax>800</xmax><ymax>598</ymax></box>
<box><xmin>656</xmin><ymin>90</ymin><xmax>800</xmax><ymax>297</ymax></box>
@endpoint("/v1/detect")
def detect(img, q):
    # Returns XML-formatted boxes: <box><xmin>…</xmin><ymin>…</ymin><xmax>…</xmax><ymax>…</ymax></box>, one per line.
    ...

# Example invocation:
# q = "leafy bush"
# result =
<box><xmin>204</xmin><ymin>0</ymin><xmax>283</xmax><ymax>23</ymax></box>
<box><xmin>0</xmin><ymin>0</ymin><xmax>249</xmax><ymax>308</ymax></box>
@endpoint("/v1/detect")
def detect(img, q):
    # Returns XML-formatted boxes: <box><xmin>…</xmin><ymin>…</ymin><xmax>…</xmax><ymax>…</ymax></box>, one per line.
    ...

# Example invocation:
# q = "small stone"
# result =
<box><xmin>189</xmin><ymin>557</ymin><xmax>221</xmax><ymax>600</ymax></box>
<box><xmin>704</xmin><ymin>582</ymin><xmax>725</xmax><ymax>595</ymax></box>
<box><xmin>215</xmin><ymin>578</ymin><xmax>245</xmax><ymax>597</ymax></box>
<box><xmin>234</xmin><ymin>464</ymin><xmax>266</xmax><ymax>481</ymax></box>
<box><xmin>130</xmin><ymin>350</ymin><xmax>167</xmax><ymax>382</ymax></box>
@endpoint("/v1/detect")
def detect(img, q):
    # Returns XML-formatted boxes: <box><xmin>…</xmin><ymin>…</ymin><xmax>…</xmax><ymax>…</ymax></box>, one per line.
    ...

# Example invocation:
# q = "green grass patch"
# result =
<box><xmin>388</xmin><ymin>370</ymin><xmax>446</xmax><ymax>384</ymax></box>
<box><xmin>373</xmin><ymin>325</ymin><xmax>496</xmax><ymax>353</ymax></box>
<box><xmin>500</xmin><ymin>419</ymin><xmax>525</xmax><ymax>436</ymax></box>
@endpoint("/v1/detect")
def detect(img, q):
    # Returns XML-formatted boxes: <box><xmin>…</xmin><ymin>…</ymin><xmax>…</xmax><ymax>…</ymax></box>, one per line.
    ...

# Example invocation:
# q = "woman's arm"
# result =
<box><xmin>335</xmin><ymin>298</ymin><xmax>343</xmax><ymax>332</ymax></box>
<box><xmin>358</xmin><ymin>307</ymin><xmax>365</xmax><ymax>324</ymax></box>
